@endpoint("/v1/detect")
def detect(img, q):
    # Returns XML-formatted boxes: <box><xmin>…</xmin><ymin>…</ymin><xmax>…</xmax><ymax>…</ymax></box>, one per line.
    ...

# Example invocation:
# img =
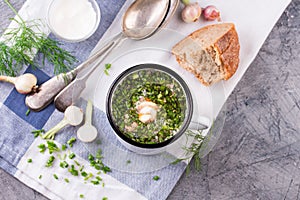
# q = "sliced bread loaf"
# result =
<box><xmin>172</xmin><ymin>23</ymin><xmax>240</xmax><ymax>86</ymax></box>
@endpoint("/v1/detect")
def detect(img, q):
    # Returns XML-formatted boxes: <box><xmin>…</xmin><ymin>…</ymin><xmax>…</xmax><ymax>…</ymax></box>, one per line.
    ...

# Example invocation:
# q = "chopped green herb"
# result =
<box><xmin>105</xmin><ymin>63</ymin><xmax>111</xmax><ymax>70</ymax></box>
<box><xmin>102</xmin><ymin>182</ymin><xmax>105</xmax><ymax>187</ymax></box>
<box><xmin>91</xmin><ymin>179</ymin><xmax>100</xmax><ymax>185</ymax></box>
<box><xmin>37</xmin><ymin>143</ymin><xmax>45</xmax><ymax>153</ymax></box>
<box><xmin>96</xmin><ymin>149</ymin><xmax>102</xmax><ymax>159</ymax></box>
<box><xmin>126</xmin><ymin>160</ymin><xmax>131</xmax><ymax>164</ymax></box>
<box><xmin>38</xmin><ymin>175</ymin><xmax>42</xmax><ymax>179</ymax></box>
<box><xmin>31</xmin><ymin>129</ymin><xmax>45</xmax><ymax>138</ymax></box>
<box><xmin>60</xmin><ymin>161</ymin><xmax>69</xmax><ymax>168</ymax></box>
<box><xmin>61</xmin><ymin>144</ymin><xmax>67</xmax><ymax>151</ymax></box>
<box><xmin>74</xmin><ymin>160</ymin><xmax>80</xmax><ymax>166</ymax></box>
<box><xmin>64</xmin><ymin>178</ymin><xmax>70</xmax><ymax>183</ymax></box>
<box><xmin>79</xmin><ymin>165</ymin><xmax>84</xmax><ymax>172</ymax></box>
<box><xmin>96</xmin><ymin>176</ymin><xmax>102</xmax><ymax>181</ymax></box>
<box><xmin>47</xmin><ymin>141</ymin><xmax>60</xmax><ymax>154</ymax></box>
<box><xmin>67</xmin><ymin>137</ymin><xmax>76</xmax><ymax>147</ymax></box>
<box><xmin>27</xmin><ymin>158</ymin><xmax>32</xmax><ymax>163</ymax></box>
<box><xmin>53</xmin><ymin>174</ymin><xmax>59</xmax><ymax>180</ymax></box>
<box><xmin>153</xmin><ymin>176</ymin><xmax>160</xmax><ymax>181</ymax></box>
<box><xmin>104</xmin><ymin>63</ymin><xmax>111</xmax><ymax>76</ymax></box>
<box><xmin>102</xmin><ymin>166</ymin><xmax>111</xmax><ymax>173</ymax></box>
<box><xmin>69</xmin><ymin>152</ymin><xmax>76</xmax><ymax>159</ymax></box>
<box><xmin>102</xmin><ymin>197</ymin><xmax>108</xmax><ymax>200</ymax></box>
<box><xmin>25</xmin><ymin>109</ymin><xmax>30</xmax><ymax>116</ymax></box>
<box><xmin>88</xmin><ymin>154</ymin><xmax>94</xmax><ymax>162</ymax></box>
<box><xmin>68</xmin><ymin>165</ymin><xmax>79</xmax><ymax>176</ymax></box>
<box><xmin>80</xmin><ymin>194</ymin><xmax>84</xmax><ymax>198</ymax></box>
<box><xmin>96</xmin><ymin>140</ymin><xmax>102</xmax><ymax>145</ymax></box>
<box><xmin>81</xmin><ymin>171</ymin><xmax>88</xmax><ymax>177</ymax></box>
<box><xmin>83</xmin><ymin>173</ymin><xmax>93</xmax><ymax>181</ymax></box>
<box><xmin>46</xmin><ymin>156</ymin><xmax>55</xmax><ymax>167</ymax></box>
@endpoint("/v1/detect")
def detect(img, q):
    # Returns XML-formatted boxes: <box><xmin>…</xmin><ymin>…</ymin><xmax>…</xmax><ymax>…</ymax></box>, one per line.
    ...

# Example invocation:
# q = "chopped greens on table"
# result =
<box><xmin>35</xmin><ymin>138</ymin><xmax>111</xmax><ymax>188</ymax></box>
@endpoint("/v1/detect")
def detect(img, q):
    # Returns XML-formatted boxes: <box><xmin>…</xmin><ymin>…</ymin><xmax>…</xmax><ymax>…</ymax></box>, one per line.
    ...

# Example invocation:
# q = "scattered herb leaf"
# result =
<box><xmin>80</xmin><ymin>194</ymin><xmax>84</xmax><ymax>198</ymax></box>
<box><xmin>68</xmin><ymin>152</ymin><xmax>76</xmax><ymax>159</ymax></box>
<box><xmin>53</xmin><ymin>174</ymin><xmax>58</xmax><ymax>180</ymax></box>
<box><xmin>68</xmin><ymin>165</ymin><xmax>79</xmax><ymax>176</ymax></box>
<box><xmin>153</xmin><ymin>176</ymin><xmax>160</xmax><ymax>181</ymax></box>
<box><xmin>104</xmin><ymin>63</ymin><xmax>111</xmax><ymax>76</ymax></box>
<box><xmin>38</xmin><ymin>143</ymin><xmax>46</xmax><ymax>153</ymax></box>
<box><xmin>25</xmin><ymin>109</ymin><xmax>30</xmax><ymax>116</ymax></box>
<box><xmin>31</xmin><ymin>129</ymin><xmax>45</xmax><ymax>138</ymax></box>
<box><xmin>45</xmin><ymin>156</ymin><xmax>55</xmax><ymax>167</ymax></box>
<box><xmin>60</xmin><ymin>161</ymin><xmax>69</xmax><ymax>168</ymax></box>
<box><xmin>64</xmin><ymin>178</ymin><xmax>70</xmax><ymax>183</ymax></box>
<box><xmin>67</xmin><ymin>137</ymin><xmax>76</xmax><ymax>147</ymax></box>
<box><xmin>61</xmin><ymin>144</ymin><xmax>67</xmax><ymax>151</ymax></box>
<box><xmin>27</xmin><ymin>158</ymin><xmax>32</xmax><ymax>163</ymax></box>
<box><xmin>47</xmin><ymin>141</ymin><xmax>60</xmax><ymax>154</ymax></box>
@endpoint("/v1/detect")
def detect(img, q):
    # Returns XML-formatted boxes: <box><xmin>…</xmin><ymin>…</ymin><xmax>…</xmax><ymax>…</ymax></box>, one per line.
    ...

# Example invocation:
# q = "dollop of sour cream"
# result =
<box><xmin>48</xmin><ymin>0</ymin><xmax>99</xmax><ymax>41</ymax></box>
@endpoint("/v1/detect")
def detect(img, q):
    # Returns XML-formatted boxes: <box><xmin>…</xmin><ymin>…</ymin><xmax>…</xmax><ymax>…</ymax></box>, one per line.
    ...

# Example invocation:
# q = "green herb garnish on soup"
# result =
<box><xmin>111</xmin><ymin>68</ymin><xmax>187</xmax><ymax>144</ymax></box>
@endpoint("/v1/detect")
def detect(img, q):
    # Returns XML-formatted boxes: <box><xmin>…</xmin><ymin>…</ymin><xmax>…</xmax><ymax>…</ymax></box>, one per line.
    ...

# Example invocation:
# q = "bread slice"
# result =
<box><xmin>172</xmin><ymin>23</ymin><xmax>240</xmax><ymax>86</ymax></box>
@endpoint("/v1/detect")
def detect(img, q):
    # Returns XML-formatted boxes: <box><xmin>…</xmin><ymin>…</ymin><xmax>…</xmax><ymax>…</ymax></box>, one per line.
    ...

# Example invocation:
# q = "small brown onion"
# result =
<box><xmin>181</xmin><ymin>2</ymin><xmax>202</xmax><ymax>23</ymax></box>
<box><xmin>203</xmin><ymin>5</ymin><xmax>221</xmax><ymax>21</ymax></box>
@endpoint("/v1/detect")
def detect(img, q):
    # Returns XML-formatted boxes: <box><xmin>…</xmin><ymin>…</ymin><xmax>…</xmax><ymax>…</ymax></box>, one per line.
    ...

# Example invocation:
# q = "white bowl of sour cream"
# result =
<box><xmin>47</xmin><ymin>0</ymin><xmax>101</xmax><ymax>42</ymax></box>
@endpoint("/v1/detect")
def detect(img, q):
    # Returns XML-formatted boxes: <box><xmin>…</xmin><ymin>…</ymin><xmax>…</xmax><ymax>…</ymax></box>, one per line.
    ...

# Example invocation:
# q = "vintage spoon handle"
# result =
<box><xmin>25</xmin><ymin>72</ymin><xmax>75</xmax><ymax>112</ymax></box>
<box><xmin>25</xmin><ymin>35</ymin><xmax>117</xmax><ymax>112</ymax></box>
<box><xmin>54</xmin><ymin>33</ymin><xmax>126</xmax><ymax>112</ymax></box>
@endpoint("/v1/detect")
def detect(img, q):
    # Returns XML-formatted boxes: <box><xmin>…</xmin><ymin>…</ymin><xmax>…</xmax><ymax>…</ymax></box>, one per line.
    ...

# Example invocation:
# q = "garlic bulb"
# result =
<box><xmin>181</xmin><ymin>2</ymin><xmax>202</xmax><ymax>23</ymax></box>
<box><xmin>0</xmin><ymin>73</ymin><xmax>38</xmax><ymax>94</ymax></box>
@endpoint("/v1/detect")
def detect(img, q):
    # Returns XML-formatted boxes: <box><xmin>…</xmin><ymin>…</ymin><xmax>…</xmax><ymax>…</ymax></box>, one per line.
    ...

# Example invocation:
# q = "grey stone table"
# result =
<box><xmin>0</xmin><ymin>0</ymin><xmax>299</xmax><ymax>199</ymax></box>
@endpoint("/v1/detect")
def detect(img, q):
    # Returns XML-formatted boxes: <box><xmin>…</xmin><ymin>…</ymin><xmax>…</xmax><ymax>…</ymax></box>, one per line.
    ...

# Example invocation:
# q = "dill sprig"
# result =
<box><xmin>0</xmin><ymin>0</ymin><xmax>77</xmax><ymax>76</ymax></box>
<box><xmin>172</xmin><ymin>130</ymin><xmax>205</xmax><ymax>172</ymax></box>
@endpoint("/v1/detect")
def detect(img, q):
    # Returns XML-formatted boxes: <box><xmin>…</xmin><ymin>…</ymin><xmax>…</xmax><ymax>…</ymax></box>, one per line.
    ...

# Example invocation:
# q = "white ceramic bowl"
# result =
<box><xmin>47</xmin><ymin>0</ymin><xmax>101</xmax><ymax>42</ymax></box>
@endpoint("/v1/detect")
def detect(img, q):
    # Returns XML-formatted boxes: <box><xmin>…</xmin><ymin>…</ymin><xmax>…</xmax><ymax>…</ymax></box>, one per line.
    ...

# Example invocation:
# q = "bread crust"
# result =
<box><xmin>172</xmin><ymin>23</ymin><xmax>240</xmax><ymax>86</ymax></box>
<box><xmin>214</xmin><ymin>24</ymin><xmax>240</xmax><ymax>80</ymax></box>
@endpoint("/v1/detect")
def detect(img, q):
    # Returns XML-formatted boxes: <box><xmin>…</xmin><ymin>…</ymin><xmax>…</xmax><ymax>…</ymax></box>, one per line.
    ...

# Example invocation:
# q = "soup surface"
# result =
<box><xmin>111</xmin><ymin>68</ymin><xmax>187</xmax><ymax>144</ymax></box>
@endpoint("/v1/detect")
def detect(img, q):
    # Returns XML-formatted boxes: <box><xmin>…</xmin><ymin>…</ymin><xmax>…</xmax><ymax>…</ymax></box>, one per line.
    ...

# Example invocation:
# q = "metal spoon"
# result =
<box><xmin>25</xmin><ymin>0</ymin><xmax>170</xmax><ymax>112</ymax></box>
<box><xmin>54</xmin><ymin>0</ymin><xmax>171</xmax><ymax>112</ymax></box>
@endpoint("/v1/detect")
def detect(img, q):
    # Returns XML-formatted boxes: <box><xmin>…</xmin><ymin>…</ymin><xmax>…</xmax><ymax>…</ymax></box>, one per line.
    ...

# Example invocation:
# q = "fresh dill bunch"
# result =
<box><xmin>0</xmin><ymin>0</ymin><xmax>77</xmax><ymax>76</ymax></box>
